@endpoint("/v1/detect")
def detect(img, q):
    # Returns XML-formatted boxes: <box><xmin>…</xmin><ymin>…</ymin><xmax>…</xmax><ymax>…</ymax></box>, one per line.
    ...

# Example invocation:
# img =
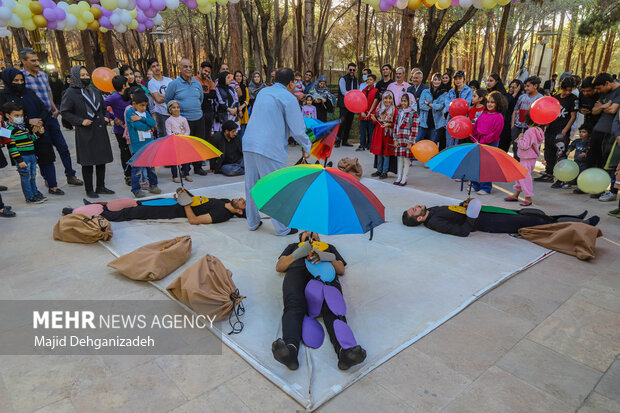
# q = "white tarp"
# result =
<box><xmin>100</xmin><ymin>180</ymin><xmax>550</xmax><ymax>410</ymax></box>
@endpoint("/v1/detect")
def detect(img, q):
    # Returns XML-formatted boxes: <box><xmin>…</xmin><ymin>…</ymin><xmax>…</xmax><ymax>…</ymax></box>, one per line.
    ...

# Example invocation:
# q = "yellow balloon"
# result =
<box><xmin>29</xmin><ymin>1</ymin><xmax>44</xmax><ymax>15</ymax></box>
<box><xmin>14</xmin><ymin>4</ymin><xmax>31</xmax><ymax>20</ymax></box>
<box><xmin>216</xmin><ymin>0</ymin><xmax>228</xmax><ymax>4</ymax></box>
<box><xmin>68</xmin><ymin>4</ymin><xmax>80</xmax><ymax>16</ymax></box>
<box><xmin>88</xmin><ymin>20</ymin><xmax>100</xmax><ymax>30</ymax></box>
<box><xmin>90</xmin><ymin>6</ymin><xmax>102</xmax><ymax>19</ymax></box>
<box><xmin>128</xmin><ymin>19</ymin><xmax>138</xmax><ymax>29</ymax></box>
<box><xmin>481</xmin><ymin>0</ymin><xmax>496</xmax><ymax>9</ymax></box>
<box><xmin>32</xmin><ymin>14</ymin><xmax>47</xmax><ymax>28</ymax></box>
<box><xmin>23</xmin><ymin>18</ymin><xmax>36</xmax><ymax>31</ymax></box>
<box><xmin>198</xmin><ymin>3</ymin><xmax>213</xmax><ymax>13</ymax></box>
<box><xmin>197</xmin><ymin>0</ymin><xmax>208</xmax><ymax>6</ymax></box>
<box><xmin>78</xmin><ymin>1</ymin><xmax>91</xmax><ymax>12</ymax></box>
<box><xmin>82</xmin><ymin>11</ymin><xmax>94</xmax><ymax>23</ymax></box>
<box><xmin>498</xmin><ymin>0</ymin><xmax>510</xmax><ymax>4</ymax></box>
<box><xmin>422</xmin><ymin>0</ymin><xmax>436</xmax><ymax>7</ymax></box>
<box><xmin>76</xmin><ymin>20</ymin><xmax>87</xmax><ymax>30</ymax></box>
<box><xmin>436</xmin><ymin>0</ymin><xmax>450</xmax><ymax>9</ymax></box>
<box><xmin>408</xmin><ymin>0</ymin><xmax>422</xmax><ymax>9</ymax></box>
<box><xmin>100</xmin><ymin>0</ymin><xmax>118</xmax><ymax>11</ymax></box>
<box><xmin>99</xmin><ymin>27</ymin><xmax>109</xmax><ymax>33</ymax></box>
<box><xmin>128</xmin><ymin>8</ymin><xmax>137</xmax><ymax>18</ymax></box>
<box><xmin>17</xmin><ymin>0</ymin><xmax>30</xmax><ymax>6</ymax></box>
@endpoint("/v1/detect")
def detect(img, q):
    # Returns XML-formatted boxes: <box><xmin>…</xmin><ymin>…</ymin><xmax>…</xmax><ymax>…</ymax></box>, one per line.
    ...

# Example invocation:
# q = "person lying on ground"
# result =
<box><xmin>62</xmin><ymin>188</ymin><xmax>246</xmax><ymax>225</ymax></box>
<box><xmin>272</xmin><ymin>231</ymin><xmax>367</xmax><ymax>371</ymax></box>
<box><xmin>401</xmin><ymin>198</ymin><xmax>599</xmax><ymax>237</ymax></box>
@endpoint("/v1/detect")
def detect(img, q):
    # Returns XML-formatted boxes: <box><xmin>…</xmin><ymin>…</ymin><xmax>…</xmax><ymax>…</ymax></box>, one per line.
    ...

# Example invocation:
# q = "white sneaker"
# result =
<box><xmin>598</xmin><ymin>191</ymin><xmax>617</xmax><ymax>202</ymax></box>
<box><xmin>477</xmin><ymin>190</ymin><xmax>490</xmax><ymax>195</ymax></box>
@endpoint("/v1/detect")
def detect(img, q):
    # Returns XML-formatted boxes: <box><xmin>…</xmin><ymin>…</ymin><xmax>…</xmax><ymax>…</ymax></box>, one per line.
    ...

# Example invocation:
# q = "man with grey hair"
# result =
<box><xmin>20</xmin><ymin>47</ymin><xmax>82</xmax><ymax>188</ymax></box>
<box><xmin>407</xmin><ymin>70</ymin><xmax>428</xmax><ymax>112</ymax></box>
<box><xmin>164</xmin><ymin>58</ymin><xmax>207</xmax><ymax>176</ymax></box>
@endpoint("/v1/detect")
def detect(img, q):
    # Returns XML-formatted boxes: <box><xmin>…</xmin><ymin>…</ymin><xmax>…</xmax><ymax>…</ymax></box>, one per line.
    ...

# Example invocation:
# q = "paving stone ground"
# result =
<box><xmin>1</xmin><ymin>126</ymin><xmax>618</xmax><ymax>413</ymax></box>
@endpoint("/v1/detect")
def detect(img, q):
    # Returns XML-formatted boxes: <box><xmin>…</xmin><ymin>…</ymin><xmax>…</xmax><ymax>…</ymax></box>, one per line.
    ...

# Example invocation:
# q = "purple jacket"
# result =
<box><xmin>104</xmin><ymin>92</ymin><xmax>130</xmax><ymax>135</ymax></box>
<box><xmin>471</xmin><ymin>111</ymin><xmax>504</xmax><ymax>144</ymax></box>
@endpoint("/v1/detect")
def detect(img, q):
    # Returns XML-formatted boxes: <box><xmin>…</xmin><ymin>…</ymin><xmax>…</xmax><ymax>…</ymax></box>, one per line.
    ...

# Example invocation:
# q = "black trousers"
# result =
<box><xmin>114</xmin><ymin>133</ymin><xmax>132</xmax><ymax>178</ymax></box>
<box><xmin>282</xmin><ymin>270</ymin><xmax>346</xmax><ymax>354</ymax></box>
<box><xmin>203</xmin><ymin>110</ymin><xmax>214</xmax><ymax>140</ymax></box>
<box><xmin>188</xmin><ymin>118</ymin><xmax>206</xmax><ymax>173</ymax></box>
<box><xmin>101</xmin><ymin>204</ymin><xmax>185</xmax><ymax>222</ymax></box>
<box><xmin>0</xmin><ymin>193</ymin><xmax>4</xmax><ymax>210</ymax></box>
<box><xmin>337</xmin><ymin>107</ymin><xmax>354</xmax><ymax>144</ymax></box>
<box><xmin>82</xmin><ymin>164</ymin><xmax>106</xmax><ymax>193</ymax></box>
<box><xmin>587</xmin><ymin>131</ymin><xmax>612</xmax><ymax>169</ymax></box>
<box><xmin>477</xmin><ymin>212</ymin><xmax>588</xmax><ymax>234</ymax></box>
<box><xmin>544</xmin><ymin>130</ymin><xmax>568</xmax><ymax>175</ymax></box>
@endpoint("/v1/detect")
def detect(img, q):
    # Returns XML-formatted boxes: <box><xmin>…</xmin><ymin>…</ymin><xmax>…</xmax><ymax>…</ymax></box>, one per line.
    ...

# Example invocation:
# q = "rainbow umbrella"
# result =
<box><xmin>426</xmin><ymin>143</ymin><xmax>527</xmax><ymax>194</ymax></box>
<box><xmin>250</xmin><ymin>164</ymin><xmax>385</xmax><ymax>237</ymax></box>
<box><xmin>128</xmin><ymin>134</ymin><xmax>222</xmax><ymax>187</ymax></box>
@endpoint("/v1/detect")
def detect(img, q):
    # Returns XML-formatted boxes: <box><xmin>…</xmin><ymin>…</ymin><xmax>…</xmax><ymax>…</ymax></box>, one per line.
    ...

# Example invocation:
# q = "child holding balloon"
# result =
<box><xmin>505</xmin><ymin>113</ymin><xmax>544</xmax><ymax>206</ymax></box>
<box><xmin>393</xmin><ymin>93</ymin><xmax>418</xmax><ymax>186</ymax></box>
<box><xmin>370</xmin><ymin>90</ymin><xmax>397</xmax><ymax>179</ymax></box>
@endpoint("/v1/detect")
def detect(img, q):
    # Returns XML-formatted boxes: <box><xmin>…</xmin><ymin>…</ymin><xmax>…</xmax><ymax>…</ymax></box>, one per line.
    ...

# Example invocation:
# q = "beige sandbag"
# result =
<box><xmin>337</xmin><ymin>157</ymin><xmax>363</xmax><ymax>180</ymax></box>
<box><xmin>519</xmin><ymin>222</ymin><xmax>602</xmax><ymax>260</ymax></box>
<box><xmin>167</xmin><ymin>254</ymin><xmax>245</xmax><ymax>324</ymax></box>
<box><xmin>107</xmin><ymin>235</ymin><xmax>192</xmax><ymax>281</ymax></box>
<box><xmin>53</xmin><ymin>214</ymin><xmax>113</xmax><ymax>244</ymax></box>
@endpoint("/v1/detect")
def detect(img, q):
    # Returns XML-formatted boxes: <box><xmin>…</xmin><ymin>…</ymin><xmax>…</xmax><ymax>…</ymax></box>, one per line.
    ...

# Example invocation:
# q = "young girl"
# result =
<box><xmin>470</xmin><ymin>91</ymin><xmax>507</xmax><ymax>194</ymax></box>
<box><xmin>505</xmin><ymin>113</ymin><xmax>544</xmax><ymax>206</ymax></box>
<box><xmin>165</xmin><ymin>100</ymin><xmax>192</xmax><ymax>183</ymax></box>
<box><xmin>370</xmin><ymin>90</ymin><xmax>397</xmax><ymax>179</ymax></box>
<box><xmin>393</xmin><ymin>93</ymin><xmax>418</xmax><ymax>186</ymax></box>
<box><xmin>302</xmin><ymin>95</ymin><xmax>317</xmax><ymax>119</ymax></box>
<box><xmin>468</xmin><ymin>89</ymin><xmax>488</xmax><ymax>125</ymax></box>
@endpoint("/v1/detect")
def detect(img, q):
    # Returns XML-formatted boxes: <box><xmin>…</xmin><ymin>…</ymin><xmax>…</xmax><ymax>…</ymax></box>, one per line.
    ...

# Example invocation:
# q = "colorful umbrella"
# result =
<box><xmin>250</xmin><ymin>164</ymin><xmax>385</xmax><ymax>236</ymax></box>
<box><xmin>426</xmin><ymin>143</ymin><xmax>527</xmax><ymax>184</ymax></box>
<box><xmin>128</xmin><ymin>134</ymin><xmax>222</xmax><ymax>186</ymax></box>
<box><xmin>304</xmin><ymin>119</ymin><xmax>340</xmax><ymax>162</ymax></box>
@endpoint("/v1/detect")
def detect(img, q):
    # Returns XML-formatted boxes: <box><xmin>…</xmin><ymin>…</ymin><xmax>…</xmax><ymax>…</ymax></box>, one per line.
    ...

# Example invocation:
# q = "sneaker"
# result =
<box><xmin>608</xmin><ymin>208</ymin><xmax>620</xmax><ymax>218</ymax></box>
<box><xmin>149</xmin><ymin>186</ymin><xmax>162</xmax><ymax>194</ymax></box>
<box><xmin>172</xmin><ymin>177</ymin><xmax>180</xmax><ymax>183</ymax></box>
<box><xmin>355</xmin><ymin>147</ymin><xmax>365</xmax><ymax>152</ymax></box>
<box><xmin>31</xmin><ymin>195</ymin><xmax>47</xmax><ymax>204</ymax></box>
<box><xmin>379</xmin><ymin>173</ymin><xmax>388</xmax><ymax>179</ymax></box>
<box><xmin>133</xmin><ymin>190</ymin><xmax>147</xmax><ymax>198</ymax></box>
<box><xmin>85</xmin><ymin>191</ymin><xmax>99</xmax><ymax>198</ymax></box>
<box><xmin>573</xmin><ymin>188</ymin><xmax>585</xmax><ymax>194</ymax></box>
<box><xmin>48</xmin><ymin>188</ymin><xmax>65</xmax><ymax>195</ymax></box>
<box><xmin>590</xmin><ymin>192</ymin><xmax>603</xmax><ymax>199</ymax></box>
<box><xmin>561</xmin><ymin>184</ymin><xmax>571</xmax><ymax>189</ymax></box>
<box><xmin>598</xmin><ymin>191</ymin><xmax>617</xmax><ymax>202</ymax></box>
<box><xmin>476</xmin><ymin>190</ymin><xmax>490</xmax><ymax>195</ymax></box>
<box><xmin>183</xmin><ymin>175</ymin><xmax>193</xmax><ymax>182</ymax></box>
<box><xmin>0</xmin><ymin>207</ymin><xmax>16</xmax><ymax>217</ymax></box>
<box><xmin>67</xmin><ymin>176</ymin><xmax>83</xmax><ymax>186</ymax></box>
<box><xmin>0</xmin><ymin>185</ymin><xmax>7</xmax><ymax>191</ymax></box>
<box><xmin>124</xmin><ymin>176</ymin><xmax>132</xmax><ymax>186</ymax></box>
<box><xmin>550</xmin><ymin>181</ymin><xmax>563</xmax><ymax>189</ymax></box>
<box><xmin>371</xmin><ymin>171</ymin><xmax>381</xmax><ymax>177</ymax></box>
<box><xmin>96</xmin><ymin>187</ymin><xmax>115</xmax><ymax>195</ymax></box>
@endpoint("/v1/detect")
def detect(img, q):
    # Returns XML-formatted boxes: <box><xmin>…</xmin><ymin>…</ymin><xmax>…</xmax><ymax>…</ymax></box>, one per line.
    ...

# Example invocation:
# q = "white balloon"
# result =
<box><xmin>0</xmin><ymin>7</ymin><xmax>12</xmax><ymax>22</ymax></box>
<box><xmin>117</xmin><ymin>0</ymin><xmax>129</xmax><ymax>9</ymax></box>
<box><xmin>57</xmin><ymin>1</ymin><xmax>70</xmax><ymax>10</ymax></box>
<box><xmin>65</xmin><ymin>14</ymin><xmax>78</xmax><ymax>28</ymax></box>
<box><xmin>229</xmin><ymin>0</ymin><xmax>240</xmax><ymax>3</ymax></box>
<box><xmin>165</xmin><ymin>0</ymin><xmax>180</xmax><ymax>8</ymax></box>
<box><xmin>126</xmin><ymin>0</ymin><xmax>136</xmax><ymax>9</ymax></box>
<box><xmin>9</xmin><ymin>14</ymin><xmax>22</xmax><ymax>28</ymax></box>
<box><xmin>56</xmin><ymin>19</ymin><xmax>66</xmax><ymax>30</ymax></box>
<box><xmin>472</xmin><ymin>0</ymin><xmax>483</xmax><ymax>8</ymax></box>
<box><xmin>116</xmin><ymin>23</ymin><xmax>127</xmax><ymax>33</ymax></box>
<box><xmin>120</xmin><ymin>11</ymin><xmax>132</xmax><ymax>25</ymax></box>
<box><xmin>459</xmin><ymin>0</ymin><xmax>472</xmax><ymax>6</ymax></box>
<box><xmin>153</xmin><ymin>13</ymin><xmax>162</xmax><ymax>25</ymax></box>
<box><xmin>3</xmin><ymin>0</ymin><xmax>16</xmax><ymax>11</ymax></box>
<box><xmin>109</xmin><ymin>13</ymin><xmax>121</xmax><ymax>26</ymax></box>
<box><xmin>395</xmin><ymin>0</ymin><xmax>408</xmax><ymax>8</ymax></box>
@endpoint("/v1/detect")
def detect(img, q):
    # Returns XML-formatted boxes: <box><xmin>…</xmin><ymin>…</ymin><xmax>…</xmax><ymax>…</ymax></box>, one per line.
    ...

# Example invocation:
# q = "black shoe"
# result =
<box><xmin>326</xmin><ymin>161</ymin><xmax>333</xmax><ymax>168</ymax></box>
<box><xmin>62</xmin><ymin>207</ymin><xmax>74</xmax><ymax>216</ymax></box>
<box><xmin>0</xmin><ymin>207</ymin><xmax>16</xmax><ymax>217</ymax></box>
<box><xmin>371</xmin><ymin>171</ymin><xmax>381</xmax><ymax>177</ymax></box>
<box><xmin>86</xmin><ymin>191</ymin><xmax>99</xmax><ymax>198</ymax></box>
<box><xmin>194</xmin><ymin>169</ymin><xmax>208</xmax><ymax>176</ymax></box>
<box><xmin>342</xmin><ymin>142</ymin><xmax>353</xmax><ymax>147</ymax></box>
<box><xmin>82</xmin><ymin>198</ymin><xmax>92</xmax><ymax>205</ymax></box>
<box><xmin>550</xmin><ymin>181</ymin><xmax>563</xmax><ymax>189</ymax></box>
<box><xmin>379</xmin><ymin>173</ymin><xmax>388</xmax><ymax>179</ymax></box>
<box><xmin>573</xmin><ymin>188</ymin><xmax>585</xmax><ymax>194</ymax></box>
<box><xmin>355</xmin><ymin>147</ymin><xmax>364</xmax><ymax>152</ymax></box>
<box><xmin>334</xmin><ymin>141</ymin><xmax>341</xmax><ymax>148</ymax></box>
<box><xmin>287</xmin><ymin>228</ymin><xmax>299</xmax><ymax>235</ymax></box>
<box><xmin>96</xmin><ymin>187</ymin><xmax>115</xmax><ymax>195</ymax></box>
<box><xmin>272</xmin><ymin>339</ymin><xmax>299</xmax><ymax>370</ymax></box>
<box><xmin>124</xmin><ymin>176</ymin><xmax>132</xmax><ymax>186</ymax></box>
<box><xmin>577</xmin><ymin>210</ymin><xmax>588</xmax><ymax>219</ymax></box>
<box><xmin>533</xmin><ymin>174</ymin><xmax>549</xmax><ymax>182</ymax></box>
<box><xmin>590</xmin><ymin>192</ymin><xmax>603</xmax><ymax>199</ymax></box>
<box><xmin>338</xmin><ymin>345</ymin><xmax>367</xmax><ymax>370</ymax></box>
<box><xmin>0</xmin><ymin>185</ymin><xmax>7</xmax><ymax>191</ymax></box>
<box><xmin>586</xmin><ymin>216</ymin><xmax>600</xmax><ymax>226</ymax></box>
<box><xmin>48</xmin><ymin>188</ymin><xmax>65</xmax><ymax>195</ymax></box>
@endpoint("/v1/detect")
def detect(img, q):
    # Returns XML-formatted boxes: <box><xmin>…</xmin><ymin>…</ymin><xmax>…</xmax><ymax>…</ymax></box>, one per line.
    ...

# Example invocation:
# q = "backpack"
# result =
<box><xmin>53</xmin><ymin>213</ymin><xmax>113</xmax><ymax>243</ymax></box>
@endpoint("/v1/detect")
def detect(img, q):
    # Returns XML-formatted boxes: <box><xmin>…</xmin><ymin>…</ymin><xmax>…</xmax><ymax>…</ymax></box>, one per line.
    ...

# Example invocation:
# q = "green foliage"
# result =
<box><xmin>578</xmin><ymin>0</ymin><xmax>620</xmax><ymax>36</ymax></box>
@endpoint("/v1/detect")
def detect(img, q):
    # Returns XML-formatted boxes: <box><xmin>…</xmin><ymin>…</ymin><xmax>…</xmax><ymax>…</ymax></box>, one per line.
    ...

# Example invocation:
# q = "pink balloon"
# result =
<box><xmin>143</xmin><ymin>8</ymin><xmax>158</xmax><ymax>17</ymax></box>
<box><xmin>451</xmin><ymin>0</ymin><xmax>459</xmax><ymax>5</ymax></box>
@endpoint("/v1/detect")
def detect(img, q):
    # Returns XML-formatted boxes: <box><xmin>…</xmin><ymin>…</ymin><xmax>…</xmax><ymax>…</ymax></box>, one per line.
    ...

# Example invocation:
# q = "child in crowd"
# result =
<box><xmin>302</xmin><ymin>95</ymin><xmax>317</xmax><ymax>119</ymax></box>
<box><xmin>393</xmin><ymin>93</ymin><xmax>418</xmax><ymax>186</ymax></box>
<box><xmin>294</xmin><ymin>72</ymin><xmax>304</xmax><ymax>94</ymax></box>
<box><xmin>125</xmin><ymin>92</ymin><xmax>160</xmax><ymax>198</ymax></box>
<box><xmin>104</xmin><ymin>75</ymin><xmax>132</xmax><ymax>185</ymax></box>
<box><xmin>370</xmin><ymin>90</ymin><xmax>397</xmax><ymax>179</ymax></box>
<box><xmin>165</xmin><ymin>100</ymin><xmax>192</xmax><ymax>184</ymax></box>
<box><xmin>511</xmin><ymin>76</ymin><xmax>543</xmax><ymax>161</ymax></box>
<box><xmin>505</xmin><ymin>113</ymin><xmax>544</xmax><ymax>206</ymax></box>
<box><xmin>470</xmin><ymin>91</ymin><xmax>507</xmax><ymax>194</ymax></box>
<box><xmin>565</xmin><ymin>125</ymin><xmax>591</xmax><ymax>193</ymax></box>
<box><xmin>3</xmin><ymin>101</ymin><xmax>47</xmax><ymax>204</ymax></box>
<box><xmin>468</xmin><ymin>89</ymin><xmax>488</xmax><ymax>125</ymax></box>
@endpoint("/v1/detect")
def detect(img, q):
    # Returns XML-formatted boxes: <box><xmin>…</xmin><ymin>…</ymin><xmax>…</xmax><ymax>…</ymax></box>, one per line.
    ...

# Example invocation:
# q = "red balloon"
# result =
<box><xmin>447</xmin><ymin>115</ymin><xmax>473</xmax><ymax>139</ymax></box>
<box><xmin>449</xmin><ymin>98</ymin><xmax>469</xmax><ymax>117</ymax></box>
<box><xmin>344</xmin><ymin>90</ymin><xmax>367</xmax><ymax>113</ymax></box>
<box><xmin>529</xmin><ymin>96</ymin><xmax>562</xmax><ymax>125</ymax></box>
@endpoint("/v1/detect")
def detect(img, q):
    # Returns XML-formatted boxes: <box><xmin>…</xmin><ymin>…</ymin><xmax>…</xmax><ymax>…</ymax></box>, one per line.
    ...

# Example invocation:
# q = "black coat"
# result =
<box><xmin>60</xmin><ymin>86</ymin><xmax>113</xmax><ymax>166</ymax></box>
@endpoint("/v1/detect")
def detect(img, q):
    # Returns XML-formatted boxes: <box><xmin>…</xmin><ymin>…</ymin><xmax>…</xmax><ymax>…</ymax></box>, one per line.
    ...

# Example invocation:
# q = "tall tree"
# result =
<box><xmin>228</xmin><ymin>3</ymin><xmax>243</xmax><ymax>71</ymax></box>
<box><xmin>54</xmin><ymin>31</ymin><xmax>71</xmax><ymax>75</ymax></box>
<box><xmin>491</xmin><ymin>3</ymin><xmax>511</xmax><ymax>75</ymax></box>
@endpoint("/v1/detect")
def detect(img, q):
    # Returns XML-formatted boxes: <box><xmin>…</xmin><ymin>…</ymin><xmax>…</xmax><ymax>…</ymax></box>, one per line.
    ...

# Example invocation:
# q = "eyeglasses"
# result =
<box><xmin>349</xmin><ymin>69</ymin><xmax>356</xmax><ymax>72</ymax></box>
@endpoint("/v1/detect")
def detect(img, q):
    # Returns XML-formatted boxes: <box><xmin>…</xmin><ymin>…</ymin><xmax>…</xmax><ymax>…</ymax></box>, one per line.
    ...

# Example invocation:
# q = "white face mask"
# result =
<box><xmin>12</xmin><ymin>117</ymin><xmax>24</xmax><ymax>124</ymax></box>
<box><xmin>362</xmin><ymin>74</ymin><xmax>368</xmax><ymax>81</ymax></box>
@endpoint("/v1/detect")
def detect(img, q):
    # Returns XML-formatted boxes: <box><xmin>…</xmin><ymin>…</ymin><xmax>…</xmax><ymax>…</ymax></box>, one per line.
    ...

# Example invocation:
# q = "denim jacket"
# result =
<box><xmin>418</xmin><ymin>89</ymin><xmax>448</xmax><ymax>129</ymax></box>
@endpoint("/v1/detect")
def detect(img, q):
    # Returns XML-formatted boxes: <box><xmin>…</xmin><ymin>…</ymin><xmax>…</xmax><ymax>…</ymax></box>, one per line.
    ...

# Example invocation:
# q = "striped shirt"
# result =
<box><xmin>6</xmin><ymin>123</ymin><xmax>37</xmax><ymax>163</ymax></box>
<box><xmin>22</xmin><ymin>69</ymin><xmax>54</xmax><ymax>111</ymax></box>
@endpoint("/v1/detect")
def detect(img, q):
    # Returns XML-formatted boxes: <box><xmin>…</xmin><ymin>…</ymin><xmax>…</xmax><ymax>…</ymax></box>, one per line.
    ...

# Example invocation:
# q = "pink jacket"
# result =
<box><xmin>471</xmin><ymin>111</ymin><xmax>504</xmax><ymax>144</ymax></box>
<box><xmin>517</xmin><ymin>126</ymin><xmax>544</xmax><ymax>160</ymax></box>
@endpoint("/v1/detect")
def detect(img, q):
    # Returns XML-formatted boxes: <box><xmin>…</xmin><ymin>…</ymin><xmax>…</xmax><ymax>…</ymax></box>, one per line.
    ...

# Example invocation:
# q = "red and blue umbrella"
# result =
<box><xmin>250</xmin><ymin>164</ymin><xmax>384</xmax><ymax>236</ymax></box>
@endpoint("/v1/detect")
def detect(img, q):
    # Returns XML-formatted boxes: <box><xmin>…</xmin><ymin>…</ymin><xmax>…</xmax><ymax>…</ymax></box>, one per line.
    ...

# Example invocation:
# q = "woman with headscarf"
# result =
<box><xmin>486</xmin><ymin>73</ymin><xmax>513</xmax><ymax>153</ymax></box>
<box><xmin>309</xmin><ymin>75</ymin><xmax>336</xmax><ymax>122</ymax></box>
<box><xmin>370</xmin><ymin>90</ymin><xmax>397</xmax><ymax>179</ymax></box>
<box><xmin>234</xmin><ymin>70</ymin><xmax>250</xmax><ymax>134</ymax></box>
<box><xmin>61</xmin><ymin>66</ymin><xmax>113</xmax><ymax>198</ymax></box>
<box><xmin>0</xmin><ymin>68</ymin><xmax>64</xmax><ymax>195</ymax></box>
<box><xmin>214</xmin><ymin>72</ymin><xmax>240</xmax><ymax>133</ymax></box>
<box><xmin>248</xmin><ymin>71</ymin><xmax>266</xmax><ymax>108</ymax></box>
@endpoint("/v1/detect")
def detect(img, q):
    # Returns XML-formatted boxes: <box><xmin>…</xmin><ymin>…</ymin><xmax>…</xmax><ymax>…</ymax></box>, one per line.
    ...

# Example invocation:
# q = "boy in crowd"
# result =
<box><xmin>512</xmin><ymin>76</ymin><xmax>543</xmax><ymax>162</ymax></box>
<box><xmin>565</xmin><ymin>125</ymin><xmax>591</xmax><ymax>193</ymax></box>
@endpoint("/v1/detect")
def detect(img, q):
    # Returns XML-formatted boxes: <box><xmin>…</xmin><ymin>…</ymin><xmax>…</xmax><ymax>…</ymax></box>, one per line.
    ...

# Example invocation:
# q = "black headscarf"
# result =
<box><xmin>487</xmin><ymin>73</ymin><xmax>506</xmax><ymax>94</ymax></box>
<box><xmin>217</xmin><ymin>71</ymin><xmax>233</xmax><ymax>107</ymax></box>
<box><xmin>0</xmin><ymin>68</ymin><xmax>47</xmax><ymax>119</ymax></box>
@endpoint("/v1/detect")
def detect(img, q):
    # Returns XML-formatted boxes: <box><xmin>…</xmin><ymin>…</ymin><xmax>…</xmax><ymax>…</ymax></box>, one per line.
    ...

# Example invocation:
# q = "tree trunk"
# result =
<box><xmin>228</xmin><ymin>3</ymin><xmax>243</xmax><ymax>71</ymax></box>
<box><xmin>472</xmin><ymin>27</ymin><xmax>478</xmax><ymax>79</ymax></box>
<box><xmin>100</xmin><ymin>31</ymin><xmax>116</xmax><ymax>68</ymax></box>
<box><xmin>550</xmin><ymin>10</ymin><xmax>565</xmax><ymax>77</ymax></box>
<box><xmin>588</xmin><ymin>37</ymin><xmax>599</xmax><ymax>75</ymax></box>
<box><xmin>54</xmin><ymin>31</ymin><xmax>71</xmax><ymax>76</ymax></box>
<box><xmin>491</xmin><ymin>3</ymin><xmax>510</xmax><ymax>75</ymax></box>
<box><xmin>563</xmin><ymin>11</ymin><xmax>576</xmax><ymax>72</ymax></box>
<box><xmin>0</xmin><ymin>37</ymin><xmax>12</xmax><ymax>67</ymax></box>
<box><xmin>303</xmin><ymin>0</ymin><xmax>316</xmax><ymax>72</ymax></box>
<box><xmin>295</xmin><ymin>0</ymin><xmax>303</xmax><ymax>72</ymax></box>
<box><xmin>601</xmin><ymin>30</ymin><xmax>616</xmax><ymax>73</ymax></box>
<box><xmin>397</xmin><ymin>9</ymin><xmax>415</xmax><ymax>70</ymax></box>
<box><xmin>80</xmin><ymin>31</ymin><xmax>95</xmax><ymax>72</ymax></box>
<box><xmin>478</xmin><ymin>13</ymin><xmax>492</xmax><ymax>81</ymax></box>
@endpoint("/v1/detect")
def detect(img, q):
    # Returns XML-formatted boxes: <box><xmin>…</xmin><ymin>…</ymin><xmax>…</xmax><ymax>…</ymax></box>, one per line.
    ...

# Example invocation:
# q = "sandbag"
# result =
<box><xmin>167</xmin><ymin>254</ymin><xmax>245</xmax><ymax>330</ymax></box>
<box><xmin>337</xmin><ymin>157</ymin><xmax>363</xmax><ymax>180</ymax></box>
<box><xmin>519</xmin><ymin>222</ymin><xmax>602</xmax><ymax>260</ymax></box>
<box><xmin>53</xmin><ymin>214</ymin><xmax>113</xmax><ymax>244</ymax></box>
<box><xmin>107</xmin><ymin>235</ymin><xmax>192</xmax><ymax>281</ymax></box>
